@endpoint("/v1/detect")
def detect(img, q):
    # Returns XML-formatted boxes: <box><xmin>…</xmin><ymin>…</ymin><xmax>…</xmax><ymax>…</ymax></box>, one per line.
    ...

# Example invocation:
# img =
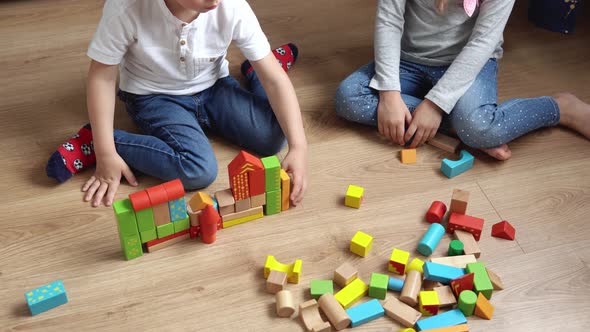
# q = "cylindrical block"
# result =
<box><xmin>387</xmin><ymin>277</ymin><xmax>405</xmax><ymax>292</ymax></box>
<box><xmin>400</xmin><ymin>270</ymin><xmax>422</xmax><ymax>306</ymax></box>
<box><xmin>458</xmin><ymin>290</ymin><xmax>477</xmax><ymax>316</ymax></box>
<box><xmin>199</xmin><ymin>205</ymin><xmax>219</xmax><ymax>244</ymax></box>
<box><xmin>417</xmin><ymin>223</ymin><xmax>446</xmax><ymax>256</ymax></box>
<box><xmin>448</xmin><ymin>240</ymin><xmax>464</xmax><ymax>256</ymax></box>
<box><xmin>276</xmin><ymin>290</ymin><xmax>295</xmax><ymax>317</ymax></box>
<box><xmin>425</xmin><ymin>201</ymin><xmax>447</xmax><ymax>223</ymax></box>
<box><xmin>318</xmin><ymin>293</ymin><xmax>351</xmax><ymax>330</ymax></box>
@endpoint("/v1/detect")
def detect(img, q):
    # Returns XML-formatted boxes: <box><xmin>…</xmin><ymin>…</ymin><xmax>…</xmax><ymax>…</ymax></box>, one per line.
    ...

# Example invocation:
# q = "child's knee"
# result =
<box><xmin>451</xmin><ymin>112</ymin><xmax>500</xmax><ymax>149</ymax></box>
<box><xmin>252</xmin><ymin>132</ymin><xmax>286</xmax><ymax>156</ymax></box>
<box><xmin>334</xmin><ymin>79</ymin><xmax>358</xmax><ymax>120</ymax></box>
<box><xmin>177</xmin><ymin>156</ymin><xmax>218</xmax><ymax>190</ymax></box>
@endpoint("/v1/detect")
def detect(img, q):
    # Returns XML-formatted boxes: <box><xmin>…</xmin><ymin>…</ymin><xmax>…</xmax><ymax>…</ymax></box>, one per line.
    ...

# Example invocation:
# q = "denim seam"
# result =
<box><xmin>114</xmin><ymin>140</ymin><xmax>179</xmax><ymax>158</ymax></box>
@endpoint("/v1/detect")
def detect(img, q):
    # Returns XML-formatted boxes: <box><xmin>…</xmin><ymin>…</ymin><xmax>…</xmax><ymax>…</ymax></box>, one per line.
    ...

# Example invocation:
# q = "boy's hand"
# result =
<box><xmin>378</xmin><ymin>91</ymin><xmax>412</xmax><ymax>145</ymax></box>
<box><xmin>281</xmin><ymin>147</ymin><xmax>308</xmax><ymax>207</ymax></box>
<box><xmin>82</xmin><ymin>153</ymin><xmax>138</xmax><ymax>207</ymax></box>
<box><xmin>404</xmin><ymin>99</ymin><xmax>444</xmax><ymax>148</ymax></box>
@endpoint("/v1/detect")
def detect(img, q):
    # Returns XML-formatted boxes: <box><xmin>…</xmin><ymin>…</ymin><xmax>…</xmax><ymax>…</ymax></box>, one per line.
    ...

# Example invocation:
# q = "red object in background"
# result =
<box><xmin>450</xmin><ymin>273</ymin><xmax>475</xmax><ymax>297</ymax></box>
<box><xmin>491</xmin><ymin>220</ymin><xmax>516</xmax><ymax>241</ymax></box>
<box><xmin>447</xmin><ymin>213</ymin><xmax>484</xmax><ymax>241</ymax></box>
<box><xmin>426</xmin><ymin>201</ymin><xmax>447</xmax><ymax>223</ymax></box>
<box><xmin>199</xmin><ymin>205</ymin><xmax>220</xmax><ymax>244</ymax></box>
<box><xmin>162</xmin><ymin>179</ymin><xmax>185</xmax><ymax>201</ymax></box>
<box><xmin>129</xmin><ymin>190</ymin><xmax>151</xmax><ymax>211</ymax></box>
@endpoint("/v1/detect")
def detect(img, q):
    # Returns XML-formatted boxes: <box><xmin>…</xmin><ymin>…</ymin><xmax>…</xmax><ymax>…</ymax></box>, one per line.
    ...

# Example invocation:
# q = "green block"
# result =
<box><xmin>173</xmin><ymin>217</ymin><xmax>190</xmax><ymax>233</ymax></box>
<box><xmin>140</xmin><ymin>229</ymin><xmax>157</xmax><ymax>243</ymax></box>
<box><xmin>368</xmin><ymin>273</ymin><xmax>389</xmax><ymax>300</ymax></box>
<box><xmin>113</xmin><ymin>199</ymin><xmax>139</xmax><ymax>236</ymax></box>
<box><xmin>264</xmin><ymin>189</ymin><xmax>281</xmax><ymax>215</ymax></box>
<box><xmin>458</xmin><ymin>290</ymin><xmax>477</xmax><ymax>316</ymax></box>
<box><xmin>121</xmin><ymin>235</ymin><xmax>143</xmax><ymax>260</ymax></box>
<box><xmin>136</xmin><ymin>207</ymin><xmax>156</xmax><ymax>232</ymax></box>
<box><xmin>261</xmin><ymin>156</ymin><xmax>281</xmax><ymax>192</ymax></box>
<box><xmin>448</xmin><ymin>240</ymin><xmax>464</xmax><ymax>256</ymax></box>
<box><xmin>157</xmin><ymin>223</ymin><xmax>174</xmax><ymax>239</ymax></box>
<box><xmin>466</xmin><ymin>262</ymin><xmax>493</xmax><ymax>299</ymax></box>
<box><xmin>310</xmin><ymin>280</ymin><xmax>333</xmax><ymax>299</ymax></box>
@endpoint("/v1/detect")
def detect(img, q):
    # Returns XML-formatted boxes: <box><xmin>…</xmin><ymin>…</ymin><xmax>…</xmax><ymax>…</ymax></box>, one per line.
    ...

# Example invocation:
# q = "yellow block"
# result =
<box><xmin>420</xmin><ymin>324</ymin><xmax>469</xmax><ymax>332</ymax></box>
<box><xmin>400</xmin><ymin>149</ymin><xmax>417</xmax><ymax>164</ymax></box>
<box><xmin>334</xmin><ymin>278</ymin><xmax>368</xmax><ymax>309</ymax></box>
<box><xmin>350</xmin><ymin>231</ymin><xmax>373</xmax><ymax>257</ymax></box>
<box><xmin>280</xmin><ymin>169</ymin><xmax>290</xmax><ymax>211</ymax></box>
<box><xmin>389</xmin><ymin>248</ymin><xmax>410</xmax><ymax>274</ymax></box>
<box><xmin>264</xmin><ymin>255</ymin><xmax>303</xmax><ymax>284</ymax></box>
<box><xmin>418</xmin><ymin>290</ymin><xmax>440</xmax><ymax>316</ymax></box>
<box><xmin>188</xmin><ymin>191</ymin><xmax>214</xmax><ymax>211</ymax></box>
<box><xmin>407</xmin><ymin>258</ymin><xmax>425</xmax><ymax>274</ymax></box>
<box><xmin>345</xmin><ymin>185</ymin><xmax>364</xmax><ymax>209</ymax></box>
<box><xmin>397</xmin><ymin>329</ymin><xmax>416</xmax><ymax>332</ymax></box>
<box><xmin>222</xmin><ymin>211</ymin><xmax>263</xmax><ymax>228</ymax></box>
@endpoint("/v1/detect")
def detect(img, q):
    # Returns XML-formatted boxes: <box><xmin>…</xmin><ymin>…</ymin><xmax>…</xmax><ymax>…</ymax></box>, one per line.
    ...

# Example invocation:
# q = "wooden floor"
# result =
<box><xmin>1</xmin><ymin>1</ymin><xmax>589</xmax><ymax>331</ymax></box>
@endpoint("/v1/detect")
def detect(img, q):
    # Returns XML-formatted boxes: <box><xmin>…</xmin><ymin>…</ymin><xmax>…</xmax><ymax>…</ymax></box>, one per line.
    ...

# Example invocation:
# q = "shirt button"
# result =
<box><xmin>180</xmin><ymin>57</ymin><xmax>185</xmax><ymax>62</ymax></box>
<box><xmin>181</xmin><ymin>23</ymin><xmax>187</xmax><ymax>27</ymax></box>
<box><xmin>180</xmin><ymin>40</ymin><xmax>186</xmax><ymax>46</ymax></box>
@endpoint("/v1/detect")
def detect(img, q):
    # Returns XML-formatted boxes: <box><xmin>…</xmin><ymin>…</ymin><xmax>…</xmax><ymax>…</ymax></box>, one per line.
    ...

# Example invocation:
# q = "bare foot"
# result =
<box><xmin>554</xmin><ymin>92</ymin><xmax>590</xmax><ymax>139</ymax></box>
<box><xmin>481</xmin><ymin>144</ymin><xmax>512</xmax><ymax>161</ymax></box>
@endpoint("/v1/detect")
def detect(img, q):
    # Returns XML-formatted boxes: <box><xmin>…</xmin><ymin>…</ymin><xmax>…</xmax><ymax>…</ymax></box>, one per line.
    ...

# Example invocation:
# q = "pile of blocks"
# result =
<box><xmin>113</xmin><ymin>150</ymin><xmax>292</xmax><ymax>260</ymax></box>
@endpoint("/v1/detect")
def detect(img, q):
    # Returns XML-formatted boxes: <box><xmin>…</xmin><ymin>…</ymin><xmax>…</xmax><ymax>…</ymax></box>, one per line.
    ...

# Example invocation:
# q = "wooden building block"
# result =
<box><xmin>420</xmin><ymin>324</ymin><xmax>470</xmax><ymax>332</ymax></box>
<box><xmin>486</xmin><ymin>268</ymin><xmax>505</xmax><ymax>290</ymax></box>
<box><xmin>161</xmin><ymin>179</ymin><xmax>185</xmax><ymax>201</ymax></box>
<box><xmin>214</xmin><ymin>189</ymin><xmax>235</xmax><ymax>216</ymax></box>
<box><xmin>136</xmin><ymin>207</ymin><xmax>155</xmax><ymax>232</ymax></box>
<box><xmin>426</xmin><ymin>201</ymin><xmax>447</xmax><ymax>223</ymax></box>
<box><xmin>415</xmin><ymin>309</ymin><xmax>467</xmax><ymax>331</ymax></box>
<box><xmin>113</xmin><ymin>198</ymin><xmax>139</xmax><ymax>235</ymax></box>
<box><xmin>368</xmin><ymin>273</ymin><xmax>389</xmax><ymax>300</ymax></box>
<box><xmin>228</xmin><ymin>150</ymin><xmax>265</xmax><ymax>200</ymax></box>
<box><xmin>474</xmin><ymin>292</ymin><xmax>494</xmax><ymax>320</ymax></box>
<box><xmin>450</xmin><ymin>273</ymin><xmax>474</xmax><ymax>297</ymax></box>
<box><xmin>350</xmin><ymin>231</ymin><xmax>373</xmax><ymax>257</ymax></box>
<box><xmin>261</xmin><ymin>155</ymin><xmax>281</xmax><ymax>192</ymax></box>
<box><xmin>299</xmin><ymin>299</ymin><xmax>330</xmax><ymax>331</ymax></box>
<box><xmin>388</xmin><ymin>277</ymin><xmax>405</xmax><ymax>292</ymax></box>
<box><xmin>448</xmin><ymin>240</ymin><xmax>464</xmax><ymax>256</ymax></box>
<box><xmin>400</xmin><ymin>148</ymin><xmax>417</xmax><ymax>164</ymax></box>
<box><xmin>400</xmin><ymin>270</ymin><xmax>422</xmax><ymax>306</ymax></box>
<box><xmin>187</xmin><ymin>205</ymin><xmax>202</xmax><ymax>227</ymax></box>
<box><xmin>234</xmin><ymin>197</ymin><xmax>251</xmax><ymax>212</ymax></box>
<box><xmin>418</xmin><ymin>223</ymin><xmax>446</xmax><ymax>256</ymax></box>
<box><xmin>267</xmin><ymin>270</ymin><xmax>287</xmax><ymax>294</ymax></box>
<box><xmin>430</xmin><ymin>254</ymin><xmax>477</xmax><ymax>268</ymax></box>
<box><xmin>440</xmin><ymin>150</ymin><xmax>474</xmax><ymax>179</ymax></box>
<box><xmin>334</xmin><ymin>278</ymin><xmax>368</xmax><ymax>309</ymax></box>
<box><xmin>276</xmin><ymin>290</ymin><xmax>295</xmax><ymax>317</ymax></box>
<box><xmin>156</xmin><ymin>222</ymin><xmax>174</xmax><ymax>239</ymax></box>
<box><xmin>450</xmin><ymin>189</ymin><xmax>469</xmax><ymax>214</ymax></box>
<box><xmin>280</xmin><ymin>169</ymin><xmax>290</xmax><ymax>211</ymax></box>
<box><xmin>152</xmin><ymin>202</ymin><xmax>171</xmax><ymax>226</ymax></box>
<box><xmin>318</xmin><ymin>293</ymin><xmax>351</xmax><ymax>330</ymax></box>
<box><xmin>419</xmin><ymin>290</ymin><xmax>440</xmax><ymax>316</ymax></box>
<box><xmin>491</xmin><ymin>220</ymin><xmax>516</xmax><ymax>240</ymax></box>
<box><xmin>458</xmin><ymin>290</ymin><xmax>477</xmax><ymax>316</ymax></box>
<box><xmin>139</xmin><ymin>229</ymin><xmax>157</xmax><ymax>244</ymax></box>
<box><xmin>146</xmin><ymin>184</ymin><xmax>169</xmax><ymax>206</ymax></box>
<box><xmin>345</xmin><ymin>299</ymin><xmax>385</xmax><ymax>327</ymax></box>
<box><xmin>222</xmin><ymin>206</ymin><xmax>263</xmax><ymax>222</ymax></box>
<box><xmin>434</xmin><ymin>285</ymin><xmax>457</xmax><ymax>308</ymax></box>
<box><xmin>383</xmin><ymin>296</ymin><xmax>422</xmax><ymax>327</ymax></box>
<box><xmin>222</xmin><ymin>210</ymin><xmax>263</xmax><ymax>228</ymax></box>
<box><xmin>466</xmin><ymin>262</ymin><xmax>493</xmax><ymax>299</ymax></box>
<box><xmin>264</xmin><ymin>189</ymin><xmax>281</xmax><ymax>215</ymax></box>
<box><xmin>345</xmin><ymin>185</ymin><xmax>364</xmax><ymax>209</ymax></box>
<box><xmin>128</xmin><ymin>190</ymin><xmax>151</xmax><ymax>211</ymax></box>
<box><xmin>452</xmin><ymin>231</ymin><xmax>481</xmax><ymax>258</ymax></box>
<box><xmin>146</xmin><ymin>232</ymin><xmax>189</xmax><ymax>253</ymax></box>
<box><xmin>310</xmin><ymin>280</ymin><xmax>334</xmax><ymax>299</ymax></box>
<box><xmin>389</xmin><ymin>248</ymin><xmax>410</xmax><ymax>275</ymax></box>
<box><xmin>407</xmin><ymin>258</ymin><xmax>424</xmax><ymax>273</ymax></box>
<box><xmin>199</xmin><ymin>205</ymin><xmax>220</xmax><ymax>244</ymax></box>
<box><xmin>447</xmin><ymin>213</ymin><xmax>484</xmax><ymax>241</ymax></box>
<box><xmin>423</xmin><ymin>280</ymin><xmax>443</xmax><ymax>291</ymax></box>
<box><xmin>25</xmin><ymin>280</ymin><xmax>68</xmax><ymax>316</ymax></box>
<box><xmin>427</xmin><ymin>133</ymin><xmax>461</xmax><ymax>154</ymax></box>
<box><xmin>250</xmin><ymin>192</ymin><xmax>266</xmax><ymax>208</ymax></box>
<box><xmin>188</xmin><ymin>191</ymin><xmax>214</xmax><ymax>212</ymax></box>
<box><xmin>424</xmin><ymin>262</ymin><xmax>465</xmax><ymax>284</ymax></box>
<box><xmin>334</xmin><ymin>262</ymin><xmax>358</xmax><ymax>287</ymax></box>
<box><xmin>168</xmin><ymin>196</ymin><xmax>188</xmax><ymax>222</ymax></box>
<box><xmin>264</xmin><ymin>255</ymin><xmax>303</xmax><ymax>284</ymax></box>
<box><xmin>172</xmin><ymin>216</ymin><xmax>189</xmax><ymax>233</ymax></box>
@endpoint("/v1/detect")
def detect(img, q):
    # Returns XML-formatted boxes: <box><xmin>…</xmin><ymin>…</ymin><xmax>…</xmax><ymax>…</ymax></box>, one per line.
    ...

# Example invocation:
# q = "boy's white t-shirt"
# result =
<box><xmin>87</xmin><ymin>0</ymin><xmax>271</xmax><ymax>95</ymax></box>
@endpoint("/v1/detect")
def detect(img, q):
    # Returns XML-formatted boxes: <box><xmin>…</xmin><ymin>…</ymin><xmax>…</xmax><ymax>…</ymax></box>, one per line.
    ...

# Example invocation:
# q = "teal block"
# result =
<box><xmin>441</xmin><ymin>150</ymin><xmax>474</xmax><ymax>178</ymax></box>
<box><xmin>415</xmin><ymin>308</ymin><xmax>467</xmax><ymax>331</ymax></box>
<box><xmin>136</xmin><ymin>207</ymin><xmax>155</xmax><ymax>232</ymax></box>
<box><xmin>212</xmin><ymin>197</ymin><xmax>219</xmax><ymax>212</ymax></box>
<box><xmin>368</xmin><ymin>273</ymin><xmax>389</xmax><ymax>299</ymax></box>
<box><xmin>387</xmin><ymin>277</ymin><xmax>404</xmax><ymax>292</ymax></box>
<box><xmin>310</xmin><ymin>280</ymin><xmax>333</xmax><ymax>299</ymax></box>
<box><xmin>25</xmin><ymin>280</ymin><xmax>68</xmax><ymax>316</ymax></box>
<box><xmin>264</xmin><ymin>189</ymin><xmax>281</xmax><ymax>215</ymax></box>
<box><xmin>113</xmin><ymin>199</ymin><xmax>139</xmax><ymax>236</ymax></box>
<box><xmin>466</xmin><ymin>262</ymin><xmax>494</xmax><ymax>299</ymax></box>
<box><xmin>345</xmin><ymin>299</ymin><xmax>384</xmax><ymax>327</ymax></box>
<box><xmin>173</xmin><ymin>217</ymin><xmax>190</xmax><ymax>233</ymax></box>
<box><xmin>157</xmin><ymin>223</ymin><xmax>174</xmax><ymax>238</ymax></box>
<box><xmin>121</xmin><ymin>234</ymin><xmax>143</xmax><ymax>260</ymax></box>
<box><xmin>417</xmin><ymin>223</ymin><xmax>446</xmax><ymax>256</ymax></box>
<box><xmin>261</xmin><ymin>156</ymin><xmax>281</xmax><ymax>192</ymax></box>
<box><xmin>140</xmin><ymin>229</ymin><xmax>157</xmax><ymax>243</ymax></box>
<box><xmin>424</xmin><ymin>262</ymin><xmax>465</xmax><ymax>284</ymax></box>
<box><xmin>168</xmin><ymin>197</ymin><xmax>188</xmax><ymax>222</ymax></box>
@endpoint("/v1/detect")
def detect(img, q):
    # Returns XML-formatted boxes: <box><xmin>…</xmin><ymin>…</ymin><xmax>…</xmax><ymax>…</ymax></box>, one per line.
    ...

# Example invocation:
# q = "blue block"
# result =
<box><xmin>25</xmin><ymin>280</ymin><xmax>68</xmax><ymax>316</ymax></box>
<box><xmin>423</xmin><ymin>262</ymin><xmax>465</xmax><ymax>284</ymax></box>
<box><xmin>387</xmin><ymin>277</ymin><xmax>404</xmax><ymax>292</ymax></box>
<box><xmin>345</xmin><ymin>299</ymin><xmax>385</xmax><ymax>327</ymax></box>
<box><xmin>441</xmin><ymin>150</ymin><xmax>474</xmax><ymax>179</ymax></box>
<box><xmin>168</xmin><ymin>197</ymin><xmax>188</xmax><ymax>222</ymax></box>
<box><xmin>212</xmin><ymin>197</ymin><xmax>219</xmax><ymax>212</ymax></box>
<box><xmin>417</xmin><ymin>223</ymin><xmax>446</xmax><ymax>256</ymax></box>
<box><xmin>415</xmin><ymin>308</ymin><xmax>467</xmax><ymax>331</ymax></box>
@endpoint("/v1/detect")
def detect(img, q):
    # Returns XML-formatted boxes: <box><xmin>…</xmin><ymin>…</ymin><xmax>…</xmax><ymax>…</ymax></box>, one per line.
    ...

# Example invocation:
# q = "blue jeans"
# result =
<box><xmin>115</xmin><ymin>72</ymin><xmax>285</xmax><ymax>190</ymax></box>
<box><xmin>335</xmin><ymin>60</ymin><xmax>560</xmax><ymax>149</ymax></box>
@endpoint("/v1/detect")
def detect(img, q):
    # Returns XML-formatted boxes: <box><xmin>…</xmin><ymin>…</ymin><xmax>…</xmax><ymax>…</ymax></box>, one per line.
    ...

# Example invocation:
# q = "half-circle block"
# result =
<box><xmin>299</xmin><ymin>299</ymin><xmax>330</xmax><ymax>332</ymax></box>
<box><xmin>264</xmin><ymin>255</ymin><xmax>302</xmax><ymax>284</ymax></box>
<box><xmin>441</xmin><ymin>150</ymin><xmax>474</xmax><ymax>178</ymax></box>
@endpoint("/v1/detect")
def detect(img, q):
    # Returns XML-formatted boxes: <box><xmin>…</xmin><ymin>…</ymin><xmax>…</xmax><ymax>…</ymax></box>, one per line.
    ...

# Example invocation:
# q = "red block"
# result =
<box><xmin>491</xmin><ymin>220</ymin><xmax>516</xmax><ymax>240</ymax></box>
<box><xmin>146</xmin><ymin>185</ymin><xmax>169</xmax><ymax>206</ymax></box>
<box><xmin>248</xmin><ymin>168</ymin><xmax>266</xmax><ymax>197</ymax></box>
<box><xmin>162</xmin><ymin>179</ymin><xmax>185</xmax><ymax>201</ymax></box>
<box><xmin>199</xmin><ymin>205</ymin><xmax>220</xmax><ymax>244</ymax></box>
<box><xmin>129</xmin><ymin>190</ymin><xmax>151</xmax><ymax>211</ymax></box>
<box><xmin>451</xmin><ymin>272</ymin><xmax>475</xmax><ymax>297</ymax></box>
<box><xmin>426</xmin><ymin>201</ymin><xmax>447</xmax><ymax>223</ymax></box>
<box><xmin>145</xmin><ymin>229</ymin><xmax>190</xmax><ymax>249</ymax></box>
<box><xmin>447</xmin><ymin>213</ymin><xmax>484</xmax><ymax>241</ymax></box>
<box><xmin>228</xmin><ymin>150</ymin><xmax>265</xmax><ymax>200</ymax></box>
<box><xmin>189</xmin><ymin>225</ymin><xmax>200</xmax><ymax>239</ymax></box>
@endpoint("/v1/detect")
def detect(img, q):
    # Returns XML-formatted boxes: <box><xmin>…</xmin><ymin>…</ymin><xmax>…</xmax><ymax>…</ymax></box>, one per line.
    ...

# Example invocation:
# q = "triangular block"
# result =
<box><xmin>450</xmin><ymin>273</ymin><xmax>474</xmax><ymax>297</ymax></box>
<box><xmin>474</xmin><ymin>292</ymin><xmax>494</xmax><ymax>320</ymax></box>
<box><xmin>491</xmin><ymin>220</ymin><xmax>516</xmax><ymax>241</ymax></box>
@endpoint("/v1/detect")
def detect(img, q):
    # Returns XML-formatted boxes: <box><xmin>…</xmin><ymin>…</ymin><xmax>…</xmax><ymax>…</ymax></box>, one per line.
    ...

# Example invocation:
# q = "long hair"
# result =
<box><xmin>435</xmin><ymin>0</ymin><xmax>448</xmax><ymax>14</ymax></box>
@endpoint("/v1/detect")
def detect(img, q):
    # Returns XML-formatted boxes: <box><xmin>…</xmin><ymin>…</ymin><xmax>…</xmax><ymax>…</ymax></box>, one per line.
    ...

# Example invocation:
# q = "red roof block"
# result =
<box><xmin>146</xmin><ymin>185</ymin><xmax>169</xmax><ymax>206</ymax></box>
<box><xmin>451</xmin><ymin>272</ymin><xmax>475</xmax><ymax>297</ymax></box>
<box><xmin>491</xmin><ymin>220</ymin><xmax>516</xmax><ymax>241</ymax></box>
<box><xmin>228</xmin><ymin>150</ymin><xmax>264</xmax><ymax>200</ymax></box>
<box><xmin>448</xmin><ymin>213</ymin><xmax>484</xmax><ymax>241</ymax></box>
<box><xmin>162</xmin><ymin>179</ymin><xmax>185</xmax><ymax>201</ymax></box>
<box><xmin>129</xmin><ymin>190</ymin><xmax>151</xmax><ymax>211</ymax></box>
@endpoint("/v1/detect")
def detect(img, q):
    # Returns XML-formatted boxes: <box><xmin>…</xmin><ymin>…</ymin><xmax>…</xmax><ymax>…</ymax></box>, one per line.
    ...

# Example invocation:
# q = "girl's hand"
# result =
<box><xmin>82</xmin><ymin>153</ymin><xmax>138</xmax><ymax>207</ymax></box>
<box><xmin>378</xmin><ymin>91</ymin><xmax>413</xmax><ymax>145</ymax></box>
<box><xmin>281</xmin><ymin>146</ymin><xmax>308</xmax><ymax>206</ymax></box>
<box><xmin>404</xmin><ymin>99</ymin><xmax>444</xmax><ymax>148</ymax></box>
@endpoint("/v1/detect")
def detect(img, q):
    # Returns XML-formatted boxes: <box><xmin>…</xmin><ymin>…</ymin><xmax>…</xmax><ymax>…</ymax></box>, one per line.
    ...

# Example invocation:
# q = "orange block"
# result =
<box><xmin>400</xmin><ymin>149</ymin><xmax>417</xmax><ymax>164</ymax></box>
<box><xmin>474</xmin><ymin>292</ymin><xmax>494</xmax><ymax>320</ymax></box>
<box><xmin>280</xmin><ymin>169</ymin><xmax>290</xmax><ymax>211</ymax></box>
<box><xmin>189</xmin><ymin>192</ymin><xmax>214</xmax><ymax>211</ymax></box>
<box><xmin>420</xmin><ymin>324</ymin><xmax>470</xmax><ymax>332</ymax></box>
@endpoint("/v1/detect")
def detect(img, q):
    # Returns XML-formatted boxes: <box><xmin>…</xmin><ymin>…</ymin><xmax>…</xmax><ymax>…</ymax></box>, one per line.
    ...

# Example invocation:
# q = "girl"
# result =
<box><xmin>46</xmin><ymin>0</ymin><xmax>308</xmax><ymax>207</ymax></box>
<box><xmin>335</xmin><ymin>0</ymin><xmax>590</xmax><ymax>160</ymax></box>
